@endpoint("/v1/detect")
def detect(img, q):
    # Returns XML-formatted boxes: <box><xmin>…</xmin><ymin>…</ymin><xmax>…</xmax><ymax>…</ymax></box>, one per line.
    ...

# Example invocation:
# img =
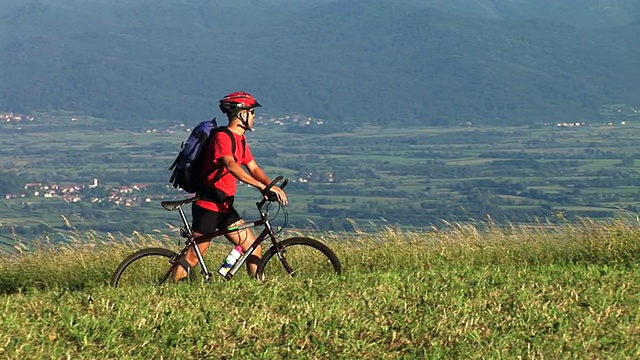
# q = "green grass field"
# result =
<box><xmin>0</xmin><ymin>221</ymin><xmax>638</xmax><ymax>359</ymax></box>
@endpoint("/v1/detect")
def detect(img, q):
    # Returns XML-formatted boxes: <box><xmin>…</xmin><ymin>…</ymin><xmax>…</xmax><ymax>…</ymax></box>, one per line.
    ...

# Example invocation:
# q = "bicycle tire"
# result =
<box><xmin>256</xmin><ymin>237</ymin><xmax>342</xmax><ymax>280</ymax></box>
<box><xmin>111</xmin><ymin>247</ymin><xmax>195</xmax><ymax>287</ymax></box>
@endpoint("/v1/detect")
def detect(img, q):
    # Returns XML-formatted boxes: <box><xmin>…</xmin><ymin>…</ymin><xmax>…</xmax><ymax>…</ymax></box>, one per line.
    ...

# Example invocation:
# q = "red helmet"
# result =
<box><xmin>219</xmin><ymin>92</ymin><xmax>261</xmax><ymax>114</ymax></box>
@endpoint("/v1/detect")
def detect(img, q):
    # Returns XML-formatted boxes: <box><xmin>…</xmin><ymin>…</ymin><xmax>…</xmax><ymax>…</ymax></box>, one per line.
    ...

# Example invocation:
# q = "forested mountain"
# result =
<box><xmin>1</xmin><ymin>0</ymin><xmax>639</xmax><ymax>126</ymax></box>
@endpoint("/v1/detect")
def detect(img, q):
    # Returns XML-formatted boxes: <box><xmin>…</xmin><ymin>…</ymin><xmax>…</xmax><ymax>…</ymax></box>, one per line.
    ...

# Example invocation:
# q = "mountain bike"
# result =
<box><xmin>111</xmin><ymin>176</ymin><xmax>342</xmax><ymax>287</ymax></box>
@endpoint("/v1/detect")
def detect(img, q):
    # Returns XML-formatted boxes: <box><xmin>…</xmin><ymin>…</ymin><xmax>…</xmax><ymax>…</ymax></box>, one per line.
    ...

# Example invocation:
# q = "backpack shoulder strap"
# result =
<box><xmin>203</xmin><ymin>127</ymin><xmax>240</xmax><ymax>186</ymax></box>
<box><xmin>216</xmin><ymin>127</ymin><xmax>238</xmax><ymax>162</ymax></box>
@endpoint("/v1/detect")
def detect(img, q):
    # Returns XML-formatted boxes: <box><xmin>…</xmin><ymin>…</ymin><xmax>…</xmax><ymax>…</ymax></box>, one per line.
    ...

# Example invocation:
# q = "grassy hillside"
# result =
<box><xmin>0</xmin><ymin>221</ymin><xmax>638</xmax><ymax>358</ymax></box>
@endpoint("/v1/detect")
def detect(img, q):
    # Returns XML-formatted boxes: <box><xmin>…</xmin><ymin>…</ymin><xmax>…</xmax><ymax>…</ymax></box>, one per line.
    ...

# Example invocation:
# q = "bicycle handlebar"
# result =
<box><xmin>262</xmin><ymin>175</ymin><xmax>284</xmax><ymax>195</ymax></box>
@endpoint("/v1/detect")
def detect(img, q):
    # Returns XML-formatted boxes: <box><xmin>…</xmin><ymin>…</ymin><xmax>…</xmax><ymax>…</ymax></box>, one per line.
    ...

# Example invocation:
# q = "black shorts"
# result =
<box><xmin>191</xmin><ymin>201</ymin><xmax>242</xmax><ymax>234</ymax></box>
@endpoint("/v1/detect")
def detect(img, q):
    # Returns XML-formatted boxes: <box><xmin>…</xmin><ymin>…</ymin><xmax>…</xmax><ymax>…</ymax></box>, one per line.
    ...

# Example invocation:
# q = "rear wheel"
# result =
<box><xmin>111</xmin><ymin>248</ymin><xmax>195</xmax><ymax>287</ymax></box>
<box><xmin>257</xmin><ymin>237</ymin><xmax>342</xmax><ymax>280</ymax></box>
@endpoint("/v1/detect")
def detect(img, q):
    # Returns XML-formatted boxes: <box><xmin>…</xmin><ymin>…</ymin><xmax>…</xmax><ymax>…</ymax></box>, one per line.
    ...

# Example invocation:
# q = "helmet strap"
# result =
<box><xmin>236</xmin><ymin>110</ymin><xmax>253</xmax><ymax>132</ymax></box>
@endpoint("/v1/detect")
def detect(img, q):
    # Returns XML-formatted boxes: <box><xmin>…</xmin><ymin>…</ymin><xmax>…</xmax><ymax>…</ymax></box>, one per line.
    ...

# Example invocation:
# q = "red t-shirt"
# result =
<box><xmin>195</xmin><ymin>130</ymin><xmax>254</xmax><ymax>212</ymax></box>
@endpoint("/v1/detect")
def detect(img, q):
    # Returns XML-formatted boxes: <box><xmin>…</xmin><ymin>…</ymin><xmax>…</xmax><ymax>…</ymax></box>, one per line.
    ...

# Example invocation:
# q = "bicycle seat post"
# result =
<box><xmin>177</xmin><ymin>205</ymin><xmax>193</xmax><ymax>237</ymax></box>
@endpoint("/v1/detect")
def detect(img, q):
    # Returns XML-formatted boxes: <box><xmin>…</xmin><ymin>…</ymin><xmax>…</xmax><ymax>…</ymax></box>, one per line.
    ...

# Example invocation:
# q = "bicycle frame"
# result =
<box><xmin>167</xmin><ymin>196</ymin><xmax>284</xmax><ymax>281</ymax></box>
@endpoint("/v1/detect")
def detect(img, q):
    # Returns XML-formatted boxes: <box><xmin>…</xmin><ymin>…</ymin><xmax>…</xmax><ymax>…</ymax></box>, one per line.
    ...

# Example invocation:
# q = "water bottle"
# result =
<box><xmin>218</xmin><ymin>246</ymin><xmax>243</xmax><ymax>277</ymax></box>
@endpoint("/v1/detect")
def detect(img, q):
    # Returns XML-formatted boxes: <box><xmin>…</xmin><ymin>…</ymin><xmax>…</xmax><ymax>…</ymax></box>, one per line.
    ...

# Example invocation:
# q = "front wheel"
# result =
<box><xmin>111</xmin><ymin>248</ymin><xmax>195</xmax><ymax>288</ymax></box>
<box><xmin>257</xmin><ymin>237</ymin><xmax>342</xmax><ymax>280</ymax></box>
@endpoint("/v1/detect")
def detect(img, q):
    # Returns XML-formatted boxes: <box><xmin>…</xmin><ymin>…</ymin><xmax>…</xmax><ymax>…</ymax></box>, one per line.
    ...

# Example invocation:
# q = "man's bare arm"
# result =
<box><xmin>245</xmin><ymin>159</ymin><xmax>270</xmax><ymax>185</ymax></box>
<box><xmin>219</xmin><ymin>156</ymin><xmax>266</xmax><ymax>191</ymax></box>
<box><xmin>245</xmin><ymin>159</ymin><xmax>288</xmax><ymax>204</ymax></box>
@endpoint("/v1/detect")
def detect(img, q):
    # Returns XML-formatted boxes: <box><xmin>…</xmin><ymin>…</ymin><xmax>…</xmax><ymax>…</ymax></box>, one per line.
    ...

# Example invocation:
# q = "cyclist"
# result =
<box><xmin>173</xmin><ymin>91</ymin><xmax>288</xmax><ymax>281</ymax></box>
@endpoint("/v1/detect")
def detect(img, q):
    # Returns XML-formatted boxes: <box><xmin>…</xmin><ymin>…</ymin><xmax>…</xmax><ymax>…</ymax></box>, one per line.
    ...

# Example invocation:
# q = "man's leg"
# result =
<box><xmin>173</xmin><ymin>204</ymin><xmax>220</xmax><ymax>282</ymax></box>
<box><xmin>224</xmin><ymin>219</ymin><xmax>262</xmax><ymax>276</ymax></box>
<box><xmin>174</xmin><ymin>225</ymin><xmax>260</xmax><ymax>280</ymax></box>
<box><xmin>173</xmin><ymin>234</ymin><xmax>211</xmax><ymax>281</ymax></box>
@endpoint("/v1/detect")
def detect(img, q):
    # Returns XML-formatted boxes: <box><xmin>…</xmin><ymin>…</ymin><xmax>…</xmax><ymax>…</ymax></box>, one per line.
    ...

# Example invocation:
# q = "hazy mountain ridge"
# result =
<box><xmin>1</xmin><ymin>0</ymin><xmax>639</xmax><ymax>125</ymax></box>
<box><xmin>415</xmin><ymin>0</ymin><xmax>639</xmax><ymax>28</ymax></box>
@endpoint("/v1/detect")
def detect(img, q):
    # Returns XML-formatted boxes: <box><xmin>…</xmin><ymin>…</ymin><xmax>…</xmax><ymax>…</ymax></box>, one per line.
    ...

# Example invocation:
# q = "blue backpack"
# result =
<box><xmin>168</xmin><ymin>118</ymin><xmax>238</xmax><ymax>194</ymax></box>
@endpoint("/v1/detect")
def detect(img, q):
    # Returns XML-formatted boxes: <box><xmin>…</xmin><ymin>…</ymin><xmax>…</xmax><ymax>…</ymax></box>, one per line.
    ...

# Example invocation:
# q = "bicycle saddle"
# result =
<box><xmin>161</xmin><ymin>197</ymin><xmax>198</xmax><ymax>211</ymax></box>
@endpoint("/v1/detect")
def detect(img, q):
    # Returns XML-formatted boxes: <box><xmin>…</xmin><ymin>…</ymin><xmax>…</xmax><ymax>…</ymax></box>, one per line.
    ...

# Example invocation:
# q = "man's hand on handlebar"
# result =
<box><xmin>263</xmin><ymin>186</ymin><xmax>287</xmax><ymax>205</ymax></box>
<box><xmin>260</xmin><ymin>176</ymin><xmax>289</xmax><ymax>205</ymax></box>
<box><xmin>270</xmin><ymin>185</ymin><xmax>288</xmax><ymax>205</ymax></box>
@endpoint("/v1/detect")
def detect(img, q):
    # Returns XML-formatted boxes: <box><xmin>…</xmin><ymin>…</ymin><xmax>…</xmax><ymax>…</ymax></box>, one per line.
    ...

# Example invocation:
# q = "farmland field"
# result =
<box><xmin>2</xmin><ymin>113</ymin><xmax>640</xmax><ymax>239</ymax></box>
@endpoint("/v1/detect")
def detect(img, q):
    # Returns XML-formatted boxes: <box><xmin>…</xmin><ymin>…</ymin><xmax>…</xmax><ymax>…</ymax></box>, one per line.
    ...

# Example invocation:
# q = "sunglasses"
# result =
<box><xmin>248</xmin><ymin>109</ymin><xmax>255</xmax><ymax>115</ymax></box>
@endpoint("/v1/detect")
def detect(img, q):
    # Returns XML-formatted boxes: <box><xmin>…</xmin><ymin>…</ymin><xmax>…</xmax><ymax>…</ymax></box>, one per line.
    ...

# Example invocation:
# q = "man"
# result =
<box><xmin>174</xmin><ymin>91</ymin><xmax>288</xmax><ymax>281</ymax></box>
